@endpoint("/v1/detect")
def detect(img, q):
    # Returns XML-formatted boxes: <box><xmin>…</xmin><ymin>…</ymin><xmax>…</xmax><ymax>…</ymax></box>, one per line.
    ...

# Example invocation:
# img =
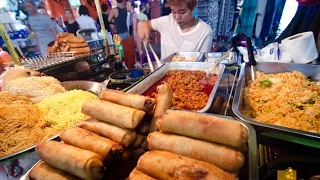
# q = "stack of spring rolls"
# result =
<box><xmin>128</xmin><ymin>109</ymin><xmax>249</xmax><ymax>180</ymax></box>
<box><xmin>80</xmin><ymin>89</ymin><xmax>158</xmax><ymax>161</ymax></box>
<box><xmin>29</xmin><ymin>89</ymin><xmax>158</xmax><ymax>180</ymax></box>
<box><xmin>30</xmin><ymin>126</ymin><xmax>124</xmax><ymax>180</ymax></box>
<box><xmin>47</xmin><ymin>33</ymin><xmax>90</xmax><ymax>56</ymax></box>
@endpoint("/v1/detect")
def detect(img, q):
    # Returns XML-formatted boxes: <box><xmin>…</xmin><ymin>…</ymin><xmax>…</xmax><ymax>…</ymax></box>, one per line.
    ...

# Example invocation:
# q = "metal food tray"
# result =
<box><xmin>0</xmin><ymin>81</ymin><xmax>106</xmax><ymax>163</ymax></box>
<box><xmin>127</xmin><ymin>62</ymin><xmax>225</xmax><ymax>112</ymax></box>
<box><xmin>205</xmin><ymin>52</ymin><xmax>238</xmax><ymax>65</ymax></box>
<box><xmin>216</xmin><ymin>115</ymin><xmax>258</xmax><ymax>180</ymax></box>
<box><xmin>163</xmin><ymin>52</ymin><xmax>204</xmax><ymax>62</ymax></box>
<box><xmin>0</xmin><ymin>135</ymin><xmax>59</xmax><ymax>164</ymax></box>
<box><xmin>20</xmin><ymin>115</ymin><xmax>258</xmax><ymax>180</ymax></box>
<box><xmin>232</xmin><ymin>62</ymin><xmax>320</xmax><ymax>139</ymax></box>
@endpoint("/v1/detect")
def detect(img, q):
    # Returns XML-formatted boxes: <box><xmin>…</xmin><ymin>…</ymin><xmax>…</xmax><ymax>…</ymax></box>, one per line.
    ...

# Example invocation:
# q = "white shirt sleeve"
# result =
<box><xmin>151</xmin><ymin>15</ymin><xmax>169</xmax><ymax>33</ymax></box>
<box><xmin>199</xmin><ymin>32</ymin><xmax>213</xmax><ymax>52</ymax></box>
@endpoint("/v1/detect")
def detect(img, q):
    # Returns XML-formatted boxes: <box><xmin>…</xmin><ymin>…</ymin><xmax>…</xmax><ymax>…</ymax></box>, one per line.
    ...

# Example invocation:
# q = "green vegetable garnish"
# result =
<box><xmin>294</xmin><ymin>104</ymin><xmax>304</xmax><ymax>110</ymax></box>
<box><xmin>304</xmin><ymin>99</ymin><xmax>315</xmax><ymax>104</ymax></box>
<box><xmin>260</xmin><ymin>79</ymin><xmax>273</xmax><ymax>87</ymax></box>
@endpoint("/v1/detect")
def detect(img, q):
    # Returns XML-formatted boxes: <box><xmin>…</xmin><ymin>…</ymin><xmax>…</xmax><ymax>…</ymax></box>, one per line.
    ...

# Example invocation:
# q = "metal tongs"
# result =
<box><xmin>245</xmin><ymin>37</ymin><xmax>257</xmax><ymax>80</ymax></box>
<box><xmin>143</xmin><ymin>41</ymin><xmax>162</xmax><ymax>72</ymax></box>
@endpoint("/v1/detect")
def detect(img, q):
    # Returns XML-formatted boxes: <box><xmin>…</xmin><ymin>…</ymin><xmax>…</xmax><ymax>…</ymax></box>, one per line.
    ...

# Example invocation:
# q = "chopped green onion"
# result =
<box><xmin>304</xmin><ymin>99</ymin><xmax>315</xmax><ymax>105</ymax></box>
<box><xmin>260</xmin><ymin>79</ymin><xmax>273</xmax><ymax>87</ymax></box>
<box><xmin>294</xmin><ymin>104</ymin><xmax>304</xmax><ymax>110</ymax></box>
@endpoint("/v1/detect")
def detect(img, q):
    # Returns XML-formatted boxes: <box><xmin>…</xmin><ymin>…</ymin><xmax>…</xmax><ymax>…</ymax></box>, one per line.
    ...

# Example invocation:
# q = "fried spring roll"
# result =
<box><xmin>70</xmin><ymin>47</ymin><xmax>90</xmax><ymax>54</ymax></box>
<box><xmin>148</xmin><ymin>132</ymin><xmax>245</xmax><ymax>172</ymax></box>
<box><xmin>100</xmin><ymin>89</ymin><xmax>155</xmax><ymax>111</ymax></box>
<box><xmin>127</xmin><ymin>168</ymin><xmax>156</xmax><ymax>180</ymax></box>
<box><xmin>82</xmin><ymin>100</ymin><xmax>145</xmax><ymax>129</ymax></box>
<box><xmin>78</xmin><ymin>118</ymin><xmax>137</xmax><ymax>147</ymax></box>
<box><xmin>29</xmin><ymin>161</ymin><xmax>82</xmax><ymax>180</ymax></box>
<box><xmin>156</xmin><ymin>110</ymin><xmax>248</xmax><ymax>151</ymax></box>
<box><xmin>57</xmin><ymin>33</ymin><xmax>74</xmax><ymax>38</ymax></box>
<box><xmin>137</xmin><ymin>150</ymin><xmax>236</xmax><ymax>180</ymax></box>
<box><xmin>60</xmin><ymin>127</ymin><xmax>123</xmax><ymax>160</ymax></box>
<box><xmin>130</xmin><ymin>135</ymin><xmax>145</xmax><ymax>149</ymax></box>
<box><xmin>69</xmin><ymin>42</ymin><xmax>88</xmax><ymax>48</ymax></box>
<box><xmin>149</xmin><ymin>83</ymin><xmax>173</xmax><ymax>133</ymax></box>
<box><xmin>66</xmin><ymin>37</ymin><xmax>85</xmax><ymax>43</ymax></box>
<box><xmin>36</xmin><ymin>141</ymin><xmax>104</xmax><ymax>180</ymax></box>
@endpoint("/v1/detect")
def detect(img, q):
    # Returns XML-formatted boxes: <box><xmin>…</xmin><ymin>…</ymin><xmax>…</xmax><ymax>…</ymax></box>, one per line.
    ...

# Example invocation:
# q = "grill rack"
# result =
<box><xmin>23</xmin><ymin>52</ymin><xmax>76</xmax><ymax>71</ymax></box>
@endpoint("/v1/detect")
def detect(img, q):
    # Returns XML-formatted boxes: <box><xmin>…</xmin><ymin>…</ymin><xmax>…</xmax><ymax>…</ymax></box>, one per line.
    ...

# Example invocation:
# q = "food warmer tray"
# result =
<box><xmin>0</xmin><ymin>81</ymin><xmax>106</xmax><ymax>163</ymax></box>
<box><xmin>205</xmin><ymin>52</ymin><xmax>238</xmax><ymax>65</ymax></box>
<box><xmin>232</xmin><ymin>62</ymin><xmax>320</xmax><ymax>139</ymax></box>
<box><xmin>20</xmin><ymin>115</ymin><xmax>258</xmax><ymax>180</ymax></box>
<box><xmin>127</xmin><ymin>62</ymin><xmax>225</xmax><ymax>112</ymax></box>
<box><xmin>162</xmin><ymin>52</ymin><xmax>204</xmax><ymax>62</ymax></box>
<box><xmin>0</xmin><ymin>136</ymin><xmax>59</xmax><ymax>164</ymax></box>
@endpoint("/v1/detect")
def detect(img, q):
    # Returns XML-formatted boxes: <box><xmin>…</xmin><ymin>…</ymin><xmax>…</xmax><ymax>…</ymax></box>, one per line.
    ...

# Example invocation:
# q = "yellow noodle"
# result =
<box><xmin>37</xmin><ymin>90</ymin><xmax>97</xmax><ymax>130</ymax></box>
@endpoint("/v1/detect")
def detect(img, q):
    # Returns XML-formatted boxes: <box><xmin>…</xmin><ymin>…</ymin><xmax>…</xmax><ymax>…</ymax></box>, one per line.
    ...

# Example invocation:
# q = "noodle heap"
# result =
<box><xmin>37</xmin><ymin>90</ymin><xmax>98</xmax><ymax>130</ymax></box>
<box><xmin>0</xmin><ymin>89</ymin><xmax>97</xmax><ymax>158</ymax></box>
<box><xmin>0</xmin><ymin>93</ymin><xmax>56</xmax><ymax>157</ymax></box>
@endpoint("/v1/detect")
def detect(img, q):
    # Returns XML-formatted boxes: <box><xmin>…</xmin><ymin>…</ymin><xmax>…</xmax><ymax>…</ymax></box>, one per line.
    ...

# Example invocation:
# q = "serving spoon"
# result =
<box><xmin>206</xmin><ymin>48</ymin><xmax>233</xmax><ymax>78</ymax></box>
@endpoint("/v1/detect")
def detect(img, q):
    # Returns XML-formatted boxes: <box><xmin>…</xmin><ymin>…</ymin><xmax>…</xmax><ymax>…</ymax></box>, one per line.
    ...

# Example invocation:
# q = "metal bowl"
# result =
<box><xmin>61</xmin><ymin>81</ymin><xmax>106</xmax><ymax>96</ymax></box>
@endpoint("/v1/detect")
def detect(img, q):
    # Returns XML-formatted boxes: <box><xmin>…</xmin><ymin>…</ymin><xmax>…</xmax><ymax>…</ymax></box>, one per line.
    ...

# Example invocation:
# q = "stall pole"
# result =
<box><xmin>94</xmin><ymin>0</ymin><xmax>110</xmax><ymax>56</ymax></box>
<box><xmin>0</xmin><ymin>20</ymin><xmax>21</xmax><ymax>65</ymax></box>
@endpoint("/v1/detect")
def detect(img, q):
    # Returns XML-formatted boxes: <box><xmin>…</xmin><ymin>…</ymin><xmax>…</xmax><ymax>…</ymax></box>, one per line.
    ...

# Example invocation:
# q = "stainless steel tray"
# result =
<box><xmin>232</xmin><ymin>62</ymin><xmax>320</xmax><ymax>139</ymax></box>
<box><xmin>20</xmin><ymin>115</ymin><xmax>258</xmax><ymax>180</ymax></box>
<box><xmin>205</xmin><ymin>52</ymin><xmax>238</xmax><ymax>65</ymax></box>
<box><xmin>127</xmin><ymin>62</ymin><xmax>225</xmax><ymax>112</ymax></box>
<box><xmin>163</xmin><ymin>52</ymin><xmax>204</xmax><ymax>62</ymax></box>
<box><xmin>0</xmin><ymin>81</ymin><xmax>105</xmax><ymax>163</ymax></box>
<box><xmin>0</xmin><ymin>135</ymin><xmax>59</xmax><ymax>164</ymax></box>
<box><xmin>214</xmin><ymin>115</ymin><xmax>258</xmax><ymax>180</ymax></box>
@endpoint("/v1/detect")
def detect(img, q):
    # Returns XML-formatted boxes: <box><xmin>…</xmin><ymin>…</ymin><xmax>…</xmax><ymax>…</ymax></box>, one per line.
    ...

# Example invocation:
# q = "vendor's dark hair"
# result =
<box><xmin>101</xmin><ymin>4</ymin><xmax>108</xmax><ymax>12</ymax></box>
<box><xmin>116</xmin><ymin>0</ymin><xmax>123</xmax><ymax>3</ymax></box>
<box><xmin>79</xmin><ymin>5</ymin><xmax>90</xmax><ymax>16</ymax></box>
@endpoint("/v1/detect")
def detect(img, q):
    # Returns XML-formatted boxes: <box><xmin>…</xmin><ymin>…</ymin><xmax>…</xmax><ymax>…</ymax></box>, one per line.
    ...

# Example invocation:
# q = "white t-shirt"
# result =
<box><xmin>76</xmin><ymin>15</ymin><xmax>96</xmax><ymax>29</ymax></box>
<box><xmin>151</xmin><ymin>14</ymin><xmax>213</xmax><ymax>60</ymax></box>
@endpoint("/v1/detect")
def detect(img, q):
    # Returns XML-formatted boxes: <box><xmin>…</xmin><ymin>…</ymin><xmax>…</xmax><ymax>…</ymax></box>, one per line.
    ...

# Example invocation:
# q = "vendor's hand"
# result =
<box><xmin>138</xmin><ymin>21</ymin><xmax>151</xmax><ymax>43</ymax></box>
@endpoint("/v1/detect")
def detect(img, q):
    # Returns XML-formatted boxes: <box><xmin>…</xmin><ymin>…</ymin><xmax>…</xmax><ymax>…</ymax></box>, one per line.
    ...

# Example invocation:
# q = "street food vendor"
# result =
<box><xmin>138</xmin><ymin>0</ymin><xmax>213</xmax><ymax>60</ymax></box>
